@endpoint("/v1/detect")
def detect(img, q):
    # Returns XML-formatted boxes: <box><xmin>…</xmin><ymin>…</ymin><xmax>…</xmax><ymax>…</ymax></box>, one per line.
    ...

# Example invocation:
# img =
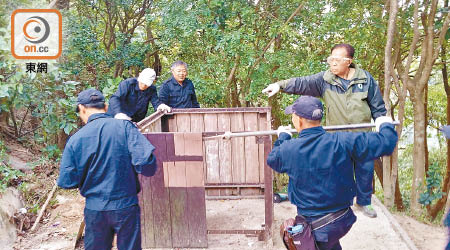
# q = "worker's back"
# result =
<box><xmin>58</xmin><ymin>113</ymin><xmax>156</xmax><ymax>211</ymax></box>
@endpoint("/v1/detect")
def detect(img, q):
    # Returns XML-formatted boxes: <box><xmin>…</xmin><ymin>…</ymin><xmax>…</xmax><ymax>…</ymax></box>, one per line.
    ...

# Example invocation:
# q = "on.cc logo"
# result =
<box><xmin>23</xmin><ymin>16</ymin><xmax>50</xmax><ymax>44</ymax></box>
<box><xmin>11</xmin><ymin>9</ymin><xmax>62</xmax><ymax>59</ymax></box>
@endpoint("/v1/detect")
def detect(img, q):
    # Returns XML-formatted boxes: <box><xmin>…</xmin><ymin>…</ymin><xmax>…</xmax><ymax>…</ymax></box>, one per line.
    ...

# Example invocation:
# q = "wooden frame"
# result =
<box><xmin>138</xmin><ymin>108</ymin><xmax>273</xmax><ymax>248</ymax></box>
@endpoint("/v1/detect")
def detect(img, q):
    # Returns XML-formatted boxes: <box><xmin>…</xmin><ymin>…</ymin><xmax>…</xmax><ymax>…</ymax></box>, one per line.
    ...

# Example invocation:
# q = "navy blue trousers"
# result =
<box><xmin>305</xmin><ymin>208</ymin><xmax>356</xmax><ymax>250</ymax></box>
<box><xmin>84</xmin><ymin>205</ymin><xmax>141</xmax><ymax>250</ymax></box>
<box><xmin>354</xmin><ymin>160</ymin><xmax>374</xmax><ymax>206</ymax></box>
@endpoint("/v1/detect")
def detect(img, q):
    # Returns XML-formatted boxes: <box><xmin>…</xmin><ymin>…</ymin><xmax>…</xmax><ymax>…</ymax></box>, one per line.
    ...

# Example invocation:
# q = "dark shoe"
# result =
<box><xmin>356</xmin><ymin>204</ymin><xmax>377</xmax><ymax>218</ymax></box>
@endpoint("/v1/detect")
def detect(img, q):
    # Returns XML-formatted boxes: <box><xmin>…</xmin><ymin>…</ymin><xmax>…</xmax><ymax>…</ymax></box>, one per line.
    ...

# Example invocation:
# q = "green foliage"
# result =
<box><xmin>42</xmin><ymin>144</ymin><xmax>62</xmax><ymax>160</ymax></box>
<box><xmin>0</xmin><ymin>141</ymin><xmax>25</xmax><ymax>193</ymax></box>
<box><xmin>419</xmin><ymin>162</ymin><xmax>445</xmax><ymax>206</ymax></box>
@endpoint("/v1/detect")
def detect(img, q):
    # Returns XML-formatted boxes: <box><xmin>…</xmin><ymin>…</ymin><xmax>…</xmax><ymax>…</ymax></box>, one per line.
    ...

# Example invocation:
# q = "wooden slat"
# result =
<box><xmin>204</xmin><ymin>113</ymin><xmax>220</xmax><ymax>195</ymax></box>
<box><xmin>258</xmin><ymin>113</ymin><xmax>268</xmax><ymax>185</ymax></box>
<box><xmin>169</xmin><ymin>161</ymin><xmax>187</xmax><ymax>187</ymax></box>
<box><xmin>184</xmin><ymin>133</ymin><xmax>203</xmax><ymax>156</ymax></box>
<box><xmin>138</xmin><ymin>174</ymin><xmax>152</xmax><ymax>247</ymax></box>
<box><xmin>169</xmin><ymin>187</ymin><xmax>190</xmax><ymax>247</ymax></box>
<box><xmin>190</xmin><ymin>114</ymin><xmax>204</xmax><ymax>132</ymax></box>
<box><xmin>140</xmin><ymin>117</ymin><xmax>162</xmax><ymax>133</ymax></box>
<box><xmin>174</xmin><ymin>133</ymin><xmax>185</xmax><ymax>157</ymax></box>
<box><xmin>147</xmin><ymin>134</ymin><xmax>172</xmax><ymax>247</ymax></box>
<box><xmin>141</xmin><ymin>173</ymin><xmax>155</xmax><ymax>247</ymax></box>
<box><xmin>163</xmin><ymin>162</ymin><xmax>170</xmax><ymax>187</ymax></box>
<box><xmin>243</xmin><ymin>112</ymin><xmax>260</xmax><ymax>195</ymax></box>
<box><xmin>187</xmin><ymin>187</ymin><xmax>208</xmax><ymax>247</ymax></box>
<box><xmin>186</xmin><ymin>161</ymin><xmax>204</xmax><ymax>187</ymax></box>
<box><xmin>138</xmin><ymin>107</ymin><xmax>271</xmax><ymax>131</ymax></box>
<box><xmin>176</xmin><ymin>113</ymin><xmax>191</xmax><ymax>132</ymax></box>
<box><xmin>167</xmin><ymin>115</ymin><xmax>177</xmax><ymax>132</ymax></box>
<box><xmin>230</xmin><ymin>113</ymin><xmax>246</xmax><ymax>195</ymax></box>
<box><xmin>185</xmin><ymin>133</ymin><xmax>207</xmax><ymax>247</ymax></box>
<box><xmin>217</xmin><ymin>113</ymin><xmax>232</xmax><ymax>195</ymax></box>
<box><xmin>264</xmin><ymin>137</ymin><xmax>274</xmax><ymax>241</ymax></box>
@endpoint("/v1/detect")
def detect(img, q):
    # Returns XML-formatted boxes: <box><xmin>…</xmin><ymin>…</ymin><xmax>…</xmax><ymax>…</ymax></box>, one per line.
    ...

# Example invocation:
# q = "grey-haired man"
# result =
<box><xmin>159</xmin><ymin>61</ymin><xmax>200</xmax><ymax>108</ymax></box>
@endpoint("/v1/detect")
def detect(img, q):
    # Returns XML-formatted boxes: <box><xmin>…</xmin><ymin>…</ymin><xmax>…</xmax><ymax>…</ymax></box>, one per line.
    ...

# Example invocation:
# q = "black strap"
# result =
<box><xmin>311</xmin><ymin>208</ymin><xmax>349</xmax><ymax>230</ymax></box>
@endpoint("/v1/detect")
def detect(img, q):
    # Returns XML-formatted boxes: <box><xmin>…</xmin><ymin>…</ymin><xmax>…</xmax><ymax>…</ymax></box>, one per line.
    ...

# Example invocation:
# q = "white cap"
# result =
<box><xmin>137</xmin><ymin>68</ymin><xmax>156</xmax><ymax>86</ymax></box>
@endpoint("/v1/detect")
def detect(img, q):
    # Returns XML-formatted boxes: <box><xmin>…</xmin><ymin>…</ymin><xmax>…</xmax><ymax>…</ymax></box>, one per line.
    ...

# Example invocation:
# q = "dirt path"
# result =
<box><xmin>11</xmin><ymin>193</ymin><xmax>447</xmax><ymax>250</ymax></box>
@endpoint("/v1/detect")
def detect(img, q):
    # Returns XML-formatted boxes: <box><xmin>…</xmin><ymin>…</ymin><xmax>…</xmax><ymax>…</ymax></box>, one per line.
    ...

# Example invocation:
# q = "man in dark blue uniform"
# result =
<box><xmin>159</xmin><ymin>61</ymin><xmax>200</xmax><ymax>108</ymax></box>
<box><xmin>267</xmin><ymin>96</ymin><xmax>398</xmax><ymax>250</ymax></box>
<box><xmin>108</xmin><ymin>68</ymin><xmax>171</xmax><ymax>122</ymax></box>
<box><xmin>58</xmin><ymin>89</ymin><xmax>157</xmax><ymax>250</ymax></box>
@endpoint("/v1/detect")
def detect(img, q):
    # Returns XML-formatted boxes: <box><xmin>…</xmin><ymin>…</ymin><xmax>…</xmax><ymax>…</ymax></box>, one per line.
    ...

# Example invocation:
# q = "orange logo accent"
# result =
<box><xmin>11</xmin><ymin>9</ymin><xmax>62</xmax><ymax>59</ymax></box>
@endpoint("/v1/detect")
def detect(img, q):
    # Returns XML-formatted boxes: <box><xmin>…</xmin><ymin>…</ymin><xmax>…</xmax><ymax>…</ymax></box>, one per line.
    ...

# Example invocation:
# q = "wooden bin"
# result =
<box><xmin>137</xmin><ymin>108</ymin><xmax>273</xmax><ymax>248</ymax></box>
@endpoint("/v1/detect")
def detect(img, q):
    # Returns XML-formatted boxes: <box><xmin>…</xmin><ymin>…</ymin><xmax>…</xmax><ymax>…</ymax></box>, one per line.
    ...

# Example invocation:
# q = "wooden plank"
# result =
<box><xmin>190</xmin><ymin>114</ymin><xmax>205</xmax><ymax>132</ymax></box>
<box><xmin>169</xmin><ymin>161</ymin><xmax>187</xmax><ymax>187</ymax></box>
<box><xmin>152</xmin><ymin>118</ymin><xmax>162</xmax><ymax>132</ymax></box>
<box><xmin>141</xmin><ymin>172</ymin><xmax>155</xmax><ymax>247</ymax></box>
<box><xmin>186</xmin><ymin>161</ymin><xmax>204</xmax><ymax>187</ymax></box>
<box><xmin>184</xmin><ymin>132</ymin><xmax>207</xmax><ymax>247</ymax></box>
<box><xmin>173</xmin><ymin>133</ymin><xmax>185</xmax><ymax>157</ymax></box>
<box><xmin>264</xmin><ymin>137</ymin><xmax>274</xmax><ymax>241</ymax></box>
<box><xmin>203</xmin><ymin>113</ymin><xmax>220</xmax><ymax>195</ymax></box>
<box><xmin>146</xmin><ymin>134</ymin><xmax>172</xmax><ymax>247</ymax></box>
<box><xmin>230</xmin><ymin>112</ymin><xmax>246</xmax><ymax>195</ymax></box>
<box><xmin>184</xmin><ymin>133</ymin><xmax>203</xmax><ymax>156</ymax></box>
<box><xmin>167</xmin><ymin>115</ymin><xmax>177</xmax><ymax>132</ymax></box>
<box><xmin>243</xmin><ymin>112</ymin><xmax>260</xmax><ymax>195</ymax></box>
<box><xmin>163</xmin><ymin>162</ymin><xmax>172</xmax><ymax>187</ymax></box>
<box><xmin>169</xmin><ymin>187</ymin><xmax>190</xmax><ymax>247</ymax></box>
<box><xmin>138</xmin><ymin>175</ymin><xmax>150</xmax><ymax>247</ymax></box>
<box><xmin>187</xmin><ymin>187</ymin><xmax>208</xmax><ymax>247</ymax></box>
<box><xmin>217</xmin><ymin>113</ymin><xmax>232</xmax><ymax>195</ymax></box>
<box><xmin>258</xmin><ymin>113</ymin><xmax>268</xmax><ymax>185</ymax></box>
<box><xmin>176</xmin><ymin>113</ymin><xmax>191</xmax><ymax>132</ymax></box>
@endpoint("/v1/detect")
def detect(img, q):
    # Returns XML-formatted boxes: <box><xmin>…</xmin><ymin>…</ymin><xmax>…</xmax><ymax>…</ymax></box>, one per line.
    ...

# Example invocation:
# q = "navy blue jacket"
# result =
<box><xmin>159</xmin><ymin>77</ymin><xmax>200</xmax><ymax>108</ymax></box>
<box><xmin>57</xmin><ymin>113</ymin><xmax>157</xmax><ymax>211</ymax></box>
<box><xmin>107</xmin><ymin>78</ymin><xmax>160</xmax><ymax>122</ymax></box>
<box><xmin>267</xmin><ymin>124</ymin><xmax>397</xmax><ymax>216</ymax></box>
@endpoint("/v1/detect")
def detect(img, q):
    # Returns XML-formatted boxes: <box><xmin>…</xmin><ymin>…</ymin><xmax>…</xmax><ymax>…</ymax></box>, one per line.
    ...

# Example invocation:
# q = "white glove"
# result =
<box><xmin>157</xmin><ymin>103</ymin><xmax>172</xmax><ymax>113</ymax></box>
<box><xmin>262</xmin><ymin>83</ymin><xmax>281</xmax><ymax>97</ymax></box>
<box><xmin>277</xmin><ymin>125</ymin><xmax>293</xmax><ymax>137</ymax></box>
<box><xmin>375</xmin><ymin>116</ymin><xmax>393</xmax><ymax>132</ymax></box>
<box><xmin>114</xmin><ymin>113</ymin><xmax>132</xmax><ymax>120</ymax></box>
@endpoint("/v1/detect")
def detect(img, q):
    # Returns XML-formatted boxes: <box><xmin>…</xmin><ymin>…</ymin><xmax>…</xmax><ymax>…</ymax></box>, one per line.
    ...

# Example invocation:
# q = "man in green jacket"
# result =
<box><xmin>262</xmin><ymin>43</ymin><xmax>386</xmax><ymax>218</ymax></box>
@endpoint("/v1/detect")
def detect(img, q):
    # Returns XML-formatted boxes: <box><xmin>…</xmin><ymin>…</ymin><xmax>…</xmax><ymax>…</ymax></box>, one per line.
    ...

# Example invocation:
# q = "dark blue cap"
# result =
<box><xmin>285</xmin><ymin>96</ymin><xmax>323</xmax><ymax>120</ymax></box>
<box><xmin>77</xmin><ymin>89</ymin><xmax>105</xmax><ymax>105</ymax></box>
<box><xmin>76</xmin><ymin>89</ymin><xmax>105</xmax><ymax>112</ymax></box>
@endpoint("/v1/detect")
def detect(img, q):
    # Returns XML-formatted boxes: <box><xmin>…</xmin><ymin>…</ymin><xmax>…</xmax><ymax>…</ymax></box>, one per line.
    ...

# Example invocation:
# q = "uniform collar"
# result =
<box><xmin>323</xmin><ymin>65</ymin><xmax>367</xmax><ymax>87</ymax></box>
<box><xmin>298</xmin><ymin>126</ymin><xmax>326</xmax><ymax>137</ymax></box>
<box><xmin>170</xmin><ymin>76</ymin><xmax>188</xmax><ymax>86</ymax></box>
<box><xmin>133</xmin><ymin>78</ymin><xmax>142</xmax><ymax>91</ymax></box>
<box><xmin>87</xmin><ymin>113</ymin><xmax>111</xmax><ymax>123</ymax></box>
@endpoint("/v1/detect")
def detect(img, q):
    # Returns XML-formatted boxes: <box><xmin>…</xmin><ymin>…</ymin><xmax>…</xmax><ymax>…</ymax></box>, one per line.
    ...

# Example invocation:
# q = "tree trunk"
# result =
<box><xmin>382</xmin><ymin>0</ymin><xmax>399</xmax><ymax>208</ymax></box>
<box><xmin>428</xmin><ymin>39</ymin><xmax>450</xmax><ymax>219</ymax></box>
<box><xmin>424</xmin><ymin>84</ymin><xmax>429</xmax><ymax>175</ymax></box>
<box><xmin>226</xmin><ymin>55</ymin><xmax>241</xmax><ymax>107</ymax></box>
<box><xmin>0</xmin><ymin>98</ymin><xmax>8</xmax><ymax>128</ymax></box>
<box><xmin>411</xmin><ymin>92</ymin><xmax>426</xmax><ymax>214</ymax></box>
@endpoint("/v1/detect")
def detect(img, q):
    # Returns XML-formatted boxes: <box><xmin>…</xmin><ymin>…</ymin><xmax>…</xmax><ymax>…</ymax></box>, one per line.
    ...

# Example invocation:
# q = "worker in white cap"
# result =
<box><xmin>108</xmin><ymin>68</ymin><xmax>171</xmax><ymax>122</ymax></box>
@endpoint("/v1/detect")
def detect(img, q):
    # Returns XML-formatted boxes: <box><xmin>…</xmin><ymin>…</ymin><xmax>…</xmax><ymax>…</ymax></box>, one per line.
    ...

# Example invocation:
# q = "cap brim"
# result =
<box><xmin>285</xmin><ymin>105</ymin><xmax>294</xmax><ymax>115</ymax></box>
